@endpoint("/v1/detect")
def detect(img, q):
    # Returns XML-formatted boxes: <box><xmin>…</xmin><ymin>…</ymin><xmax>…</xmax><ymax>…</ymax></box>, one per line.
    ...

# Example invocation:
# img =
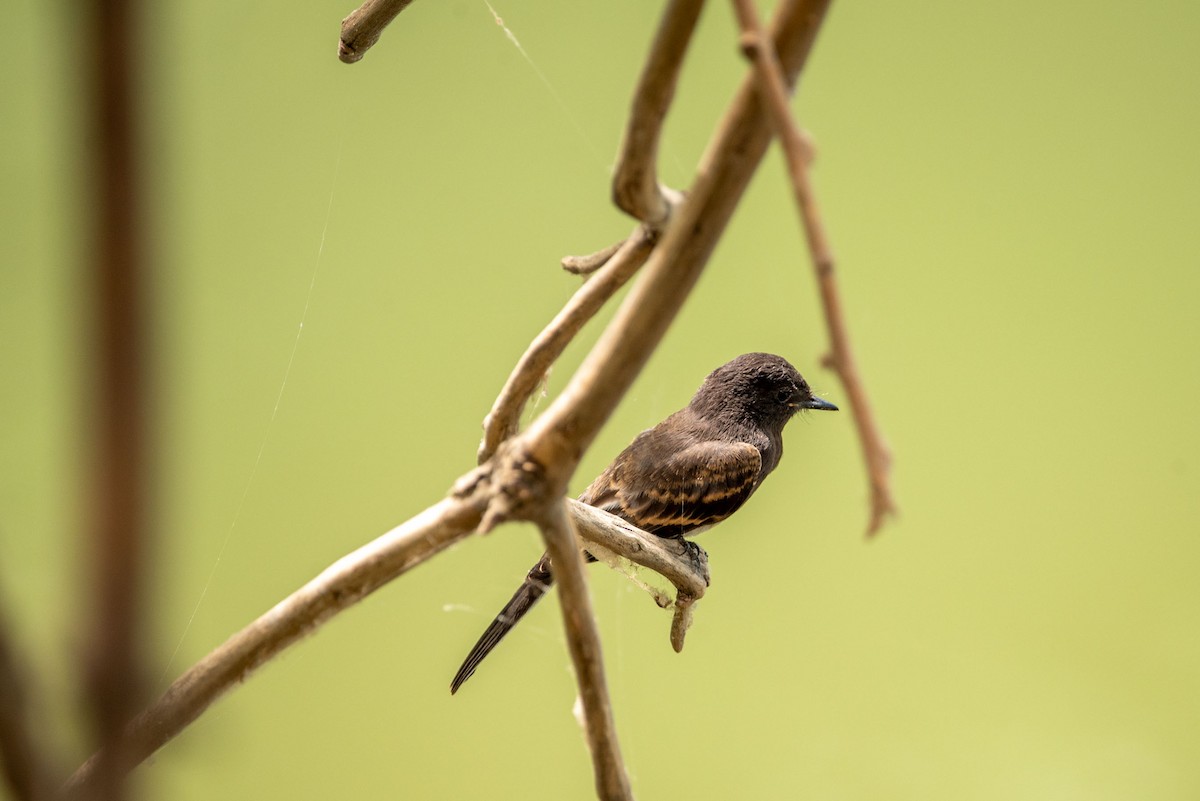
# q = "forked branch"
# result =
<box><xmin>478</xmin><ymin>228</ymin><xmax>654</xmax><ymax>464</ymax></box>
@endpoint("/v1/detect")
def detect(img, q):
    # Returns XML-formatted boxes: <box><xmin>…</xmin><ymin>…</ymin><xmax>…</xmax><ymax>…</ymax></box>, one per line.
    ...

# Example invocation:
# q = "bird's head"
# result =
<box><xmin>691</xmin><ymin>352</ymin><xmax>838</xmax><ymax>428</ymax></box>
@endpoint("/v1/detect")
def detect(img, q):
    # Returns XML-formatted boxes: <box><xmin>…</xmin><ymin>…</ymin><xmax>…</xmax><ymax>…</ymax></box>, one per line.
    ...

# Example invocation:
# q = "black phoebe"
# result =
<box><xmin>450</xmin><ymin>352</ymin><xmax>837</xmax><ymax>694</ymax></box>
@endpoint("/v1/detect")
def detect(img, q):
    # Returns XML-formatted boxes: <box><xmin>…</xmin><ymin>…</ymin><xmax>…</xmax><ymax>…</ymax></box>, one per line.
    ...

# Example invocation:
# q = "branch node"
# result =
<box><xmin>475</xmin><ymin>443</ymin><xmax>558</xmax><ymax>536</ymax></box>
<box><xmin>451</xmin><ymin>464</ymin><xmax>490</xmax><ymax>500</ymax></box>
<box><xmin>737</xmin><ymin>31</ymin><xmax>760</xmax><ymax>58</ymax></box>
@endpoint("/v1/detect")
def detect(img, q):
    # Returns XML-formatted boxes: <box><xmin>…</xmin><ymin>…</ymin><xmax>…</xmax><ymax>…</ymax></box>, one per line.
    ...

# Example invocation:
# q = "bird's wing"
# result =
<box><xmin>588</xmin><ymin>440</ymin><xmax>763</xmax><ymax>536</ymax></box>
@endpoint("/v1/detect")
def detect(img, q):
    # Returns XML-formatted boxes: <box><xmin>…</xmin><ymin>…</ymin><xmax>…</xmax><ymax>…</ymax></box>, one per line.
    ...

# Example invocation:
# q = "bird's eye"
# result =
<box><xmin>775</xmin><ymin>388</ymin><xmax>793</xmax><ymax>403</ymax></box>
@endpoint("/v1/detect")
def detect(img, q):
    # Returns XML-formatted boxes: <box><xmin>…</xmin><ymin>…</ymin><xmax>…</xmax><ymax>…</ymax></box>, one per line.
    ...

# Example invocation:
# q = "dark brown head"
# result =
<box><xmin>689</xmin><ymin>352</ymin><xmax>838</xmax><ymax>430</ymax></box>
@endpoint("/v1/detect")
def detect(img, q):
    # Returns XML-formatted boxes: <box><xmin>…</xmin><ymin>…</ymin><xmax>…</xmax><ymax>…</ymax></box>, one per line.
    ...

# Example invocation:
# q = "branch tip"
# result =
<box><xmin>338</xmin><ymin>0</ymin><xmax>416</xmax><ymax>64</ymax></box>
<box><xmin>670</xmin><ymin>594</ymin><xmax>696</xmax><ymax>652</ymax></box>
<box><xmin>562</xmin><ymin>240</ymin><xmax>624</xmax><ymax>276</ymax></box>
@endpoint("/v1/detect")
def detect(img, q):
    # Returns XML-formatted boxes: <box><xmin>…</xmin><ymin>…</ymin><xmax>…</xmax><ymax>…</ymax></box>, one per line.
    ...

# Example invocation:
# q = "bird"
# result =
<box><xmin>450</xmin><ymin>352</ymin><xmax>837</xmax><ymax>694</ymax></box>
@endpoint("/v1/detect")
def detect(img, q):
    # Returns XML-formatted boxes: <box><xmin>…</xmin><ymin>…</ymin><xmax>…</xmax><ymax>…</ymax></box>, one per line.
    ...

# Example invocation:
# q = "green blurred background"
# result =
<box><xmin>3</xmin><ymin>0</ymin><xmax>1199</xmax><ymax>798</ymax></box>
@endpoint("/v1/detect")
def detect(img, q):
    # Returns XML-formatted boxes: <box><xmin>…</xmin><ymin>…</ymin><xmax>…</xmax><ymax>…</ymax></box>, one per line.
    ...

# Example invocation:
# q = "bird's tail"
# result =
<box><xmin>450</xmin><ymin>554</ymin><xmax>554</xmax><ymax>694</ymax></box>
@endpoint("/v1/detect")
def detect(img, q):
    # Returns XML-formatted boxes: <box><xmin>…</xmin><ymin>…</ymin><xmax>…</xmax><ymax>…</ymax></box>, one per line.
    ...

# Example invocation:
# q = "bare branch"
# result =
<box><xmin>338</xmin><ymin>0</ymin><xmax>415</xmax><ymax>64</ymax></box>
<box><xmin>732</xmin><ymin>0</ymin><xmax>898</xmax><ymax>536</ymax></box>
<box><xmin>536</xmin><ymin>501</ymin><xmax>632</xmax><ymax>801</ymax></box>
<box><xmin>478</xmin><ymin>229</ymin><xmax>654</xmax><ymax>464</ymax></box>
<box><xmin>612</xmin><ymin>0</ymin><xmax>705</xmax><ymax>225</ymax></box>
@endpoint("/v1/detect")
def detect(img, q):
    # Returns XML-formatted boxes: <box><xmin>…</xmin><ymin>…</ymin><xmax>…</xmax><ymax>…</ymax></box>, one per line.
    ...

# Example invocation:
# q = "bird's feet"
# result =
<box><xmin>676</xmin><ymin>539</ymin><xmax>710</xmax><ymax>587</ymax></box>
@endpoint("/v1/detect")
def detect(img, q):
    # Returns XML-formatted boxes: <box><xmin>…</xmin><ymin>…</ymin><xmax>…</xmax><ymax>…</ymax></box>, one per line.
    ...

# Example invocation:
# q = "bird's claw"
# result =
<box><xmin>678</xmin><ymin>540</ymin><xmax>710</xmax><ymax>587</ymax></box>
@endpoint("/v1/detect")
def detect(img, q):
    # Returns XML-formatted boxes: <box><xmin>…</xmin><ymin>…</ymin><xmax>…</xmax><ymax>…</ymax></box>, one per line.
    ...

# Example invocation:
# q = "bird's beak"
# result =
<box><xmin>801</xmin><ymin>396</ymin><xmax>838</xmax><ymax>412</ymax></box>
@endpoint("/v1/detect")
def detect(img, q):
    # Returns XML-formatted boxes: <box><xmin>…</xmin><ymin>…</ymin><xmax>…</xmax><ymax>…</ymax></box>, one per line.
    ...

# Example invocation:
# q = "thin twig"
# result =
<box><xmin>536</xmin><ymin>501</ymin><xmax>632</xmax><ymax>801</ymax></box>
<box><xmin>732</xmin><ymin>0</ymin><xmax>897</xmax><ymax>536</ymax></box>
<box><xmin>561</xmin><ymin>240</ymin><xmax>625</xmax><ymax>276</ymax></box>
<box><xmin>338</xmin><ymin>0</ymin><xmax>416</xmax><ymax>63</ymax></box>
<box><xmin>611</xmin><ymin>0</ymin><xmax>705</xmax><ymax>226</ymax></box>
<box><xmin>87</xmin><ymin>0</ymin><xmax>148</xmax><ymax>796</ymax></box>
<box><xmin>478</xmin><ymin>229</ymin><xmax>654</xmax><ymax>464</ymax></box>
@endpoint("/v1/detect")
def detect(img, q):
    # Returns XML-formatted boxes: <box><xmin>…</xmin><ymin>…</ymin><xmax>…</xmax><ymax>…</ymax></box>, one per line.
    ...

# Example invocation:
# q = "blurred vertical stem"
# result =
<box><xmin>86</xmin><ymin>0</ymin><xmax>149</xmax><ymax>797</ymax></box>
